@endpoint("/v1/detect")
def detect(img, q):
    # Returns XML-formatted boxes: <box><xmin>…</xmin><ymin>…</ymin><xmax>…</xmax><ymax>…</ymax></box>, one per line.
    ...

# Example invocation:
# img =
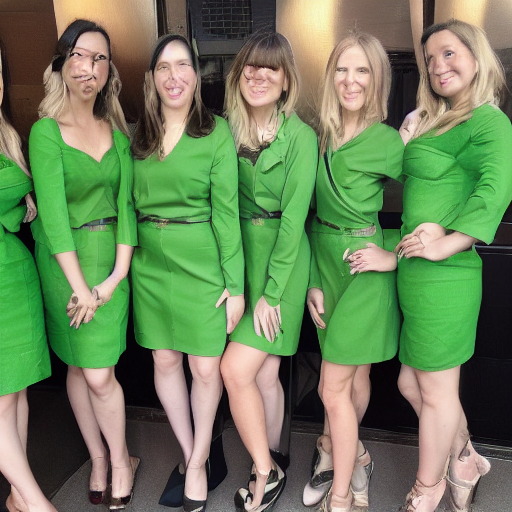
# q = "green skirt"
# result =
<box><xmin>229</xmin><ymin>218</ymin><xmax>310</xmax><ymax>356</ymax></box>
<box><xmin>35</xmin><ymin>226</ymin><xmax>129</xmax><ymax>368</ymax></box>
<box><xmin>310</xmin><ymin>220</ymin><xmax>400</xmax><ymax>365</ymax></box>
<box><xmin>397</xmin><ymin>248</ymin><xmax>481</xmax><ymax>371</ymax></box>
<box><xmin>132</xmin><ymin>221</ymin><xmax>226</xmax><ymax>356</ymax></box>
<box><xmin>0</xmin><ymin>234</ymin><xmax>51</xmax><ymax>395</ymax></box>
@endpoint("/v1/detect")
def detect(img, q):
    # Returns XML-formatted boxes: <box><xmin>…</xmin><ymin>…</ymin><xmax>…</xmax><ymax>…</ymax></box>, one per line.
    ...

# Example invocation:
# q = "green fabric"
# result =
<box><xmin>309</xmin><ymin>123</ymin><xmax>404</xmax><ymax>364</ymax></box>
<box><xmin>230</xmin><ymin>113</ymin><xmax>318</xmax><ymax>355</ymax></box>
<box><xmin>398</xmin><ymin>104</ymin><xmax>512</xmax><ymax>371</ymax></box>
<box><xmin>30</xmin><ymin>118</ymin><xmax>137</xmax><ymax>253</ymax></box>
<box><xmin>133</xmin><ymin>116</ymin><xmax>243</xmax><ymax>296</ymax></box>
<box><xmin>131</xmin><ymin>116</ymin><xmax>244</xmax><ymax>355</ymax></box>
<box><xmin>401</xmin><ymin>104</ymin><xmax>512</xmax><ymax>244</ymax></box>
<box><xmin>29</xmin><ymin>119</ymin><xmax>136</xmax><ymax>368</ymax></box>
<box><xmin>0</xmin><ymin>155</ymin><xmax>50</xmax><ymax>394</ymax></box>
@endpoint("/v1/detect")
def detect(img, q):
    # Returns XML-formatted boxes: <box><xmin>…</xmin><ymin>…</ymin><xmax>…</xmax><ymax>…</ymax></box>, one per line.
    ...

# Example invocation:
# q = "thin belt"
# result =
<box><xmin>138</xmin><ymin>214</ymin><xmax>210</xmax><ymax>227</ymax></box>
<box><xmin>316</xmin><ymin>216</ymin><xmax>376</xmax><ymax>236</ymax></box>
<box><xmin>73</xmin><ymin>217</ymin><xmax>117</xmax><ymax>231</ymax></box>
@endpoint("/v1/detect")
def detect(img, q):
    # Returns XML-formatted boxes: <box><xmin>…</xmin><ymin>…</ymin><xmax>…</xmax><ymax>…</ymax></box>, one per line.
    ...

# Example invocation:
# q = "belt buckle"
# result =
<box><xmin>252</xmin><ymin>217</ymin><xmax>264</xmax><ymax>226</ymax></box>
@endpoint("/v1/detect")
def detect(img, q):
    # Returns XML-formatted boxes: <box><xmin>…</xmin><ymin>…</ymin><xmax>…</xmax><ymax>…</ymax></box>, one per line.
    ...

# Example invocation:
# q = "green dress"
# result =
<box><xmin>29</xmin><ymin>118</ymin><xmax>137</xmax><ymax>368</ymax></box>
<box><xmin>131</xmin><ymin>116</ymin><xmax>244</xmax><ymax>356</ymax></box>
<box><xmin>229</xmin><ymin>113</ymin><xmax>318</xmax><ymax>356</ymax></box>
<box><xmin>399</xmin><ymin>104</ymin><xmax>512</xmax><ymax>371</ymax></box>
<box><xmin>309</xmin><ymin>123</ymin><xmax>404</xmax><ymax>365</ymax></box>
<box><xmin>0</xmin><ymin>155</ymin><xmax>51</xmax><ymax>395</ymax></box>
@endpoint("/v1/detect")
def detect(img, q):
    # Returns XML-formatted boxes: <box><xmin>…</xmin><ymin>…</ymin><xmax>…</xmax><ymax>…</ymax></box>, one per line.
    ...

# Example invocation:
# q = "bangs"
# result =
<box><xmin>245</xmin><ymin>37</ymin><xmax>286</xmax><ymax>70</ymax></box>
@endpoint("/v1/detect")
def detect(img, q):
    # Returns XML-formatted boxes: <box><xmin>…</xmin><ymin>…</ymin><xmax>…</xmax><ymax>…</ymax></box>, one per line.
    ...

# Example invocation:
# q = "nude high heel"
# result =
<box><xmin>399</xmin><ymin>477</ymin><xmax>446</xmax><ymax>512</ymax></box>
<box><xmin>351</xmin><ymin>442</ymin><xmax>373</xmax><ymax>512</ymax></box>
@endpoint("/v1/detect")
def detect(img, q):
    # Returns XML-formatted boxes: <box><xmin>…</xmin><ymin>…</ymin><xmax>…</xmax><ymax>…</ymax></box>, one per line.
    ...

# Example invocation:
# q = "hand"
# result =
<box><xmin>91</xmin><ymin>275</ymin><xmax>120</xmax><ymax>307</ymax></box>
<box><xmin>216</xmin><ymin>289</ymin><xmax>245</xmax><ymax>334</ymax></box>
<box><xmin>307</xmin><ymin>288</ymin><xmax>326</xmax><ymax>329</ymax></box>
<box><xmin>348</xmin><ymin>243</ymin><xmax>397</xmax><ymax>274</ymax></box>
<box><xmin>23</xmin><ymin>194</ymin><xmax>37</xmax><ymax>223</ymax></box>
<box><xmin>253</xmin><ymin>296</ymin><xmax>281</xmax><ymax>343</ymax></box>
<box><xmin>395</xmin><ymin>222</ymin><xmax>447</xmax><ymax>261</ymax></box>
<box><xmin>66</xmin><ymin>290</ymin><xmax>98</xmax><ymax>328</ymax></box>
<box><xmin>399</xmin><ymin>108</ymin><xmax>421</xmax><ymax>144</ymax></box>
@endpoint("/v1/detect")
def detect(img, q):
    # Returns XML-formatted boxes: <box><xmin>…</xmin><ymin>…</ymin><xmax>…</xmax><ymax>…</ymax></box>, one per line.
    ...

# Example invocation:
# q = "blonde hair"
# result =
<box><xmin>319</xmin><ymin>32</ymin><xmax>391</xmax><ymax>154</ymax></box>
<box><xmin>225</xmin><ymin>31</ymin><xmax>300</xmax><ymax>150</ymax></box>
<box><xmin>414</xmin><ymin>19</ymin><xmax>505</xmax><ymax>137</ymax></box>
<box><xmin>0</xmin><ymin>42</ymin><xmax>29</xmax><ymax>176</ymax></box>
<box><xmin>38</xmin><ymin>19</ymin><xmax>128</xmax><ymax>136</ymax></box>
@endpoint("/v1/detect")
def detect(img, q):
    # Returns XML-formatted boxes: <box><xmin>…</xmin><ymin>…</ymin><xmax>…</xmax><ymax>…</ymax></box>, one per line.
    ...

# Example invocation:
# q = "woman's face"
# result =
<box><xmin>153</xmin><ymin>40</ymin><xmax>197</xmax><ymax>114</ymax></box>
<box><xmin>62</xmin><ymin>31</ymin><xmax>110</xmax><ymax>101</ymax></box>
<box><xmin>334</xmin><ymin>45</ymin><xmax>371</xmax><ymax>116</ymax></box>
<box><xmin>424</xmin><ymin>29</ymin><xmax>478</xmax><ymax>108</ymax></box>
<box><xmin>239</xmin><ymin>64</ymin><xmax>287</xmax><ymax>112</ymax></box>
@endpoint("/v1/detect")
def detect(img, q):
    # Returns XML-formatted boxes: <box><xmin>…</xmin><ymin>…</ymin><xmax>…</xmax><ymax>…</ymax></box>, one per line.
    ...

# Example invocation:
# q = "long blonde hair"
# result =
<box><xmin>414</xmin><ymin>19</ymin><xmax>505</xmax><ymax>138</ymax></box>
<box><xmin>225</xmin><ymin>31</ymin><xmax>300</xmax><ymax>150</ymax></box>
<box><xmin>319</xmin><ymin>32</ymin><xmax>391</xmax><ymax>154</ymax></box>
<box><xmin>0</xmin><ymin>41</ymin><xmax>29</xmax><ymax>177</ymax></box>
<box><xmin>38</xmin><ymin>19</ymin><xmax>128</xmax><ymax>135</ymax></box>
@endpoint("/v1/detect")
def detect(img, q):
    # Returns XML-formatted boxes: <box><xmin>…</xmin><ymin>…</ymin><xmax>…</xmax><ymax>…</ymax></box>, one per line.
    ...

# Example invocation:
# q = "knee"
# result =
<box><xmin>190</xmin><ymin>358</ymin><xmax>221</xmax><ymax>386</ymax></box>
<box><xmin>84</xmin><ymin>369</ymin><xmax>116</xmax><ymax>398</ymax></box>
<box><xmin>320</xmin><ymin>378</ymin><xmax>352</xmax><ymax>412</ymax></box>
<box><xmin>397</xmin><ymin>371</ymin><xmax>417</xmax><ymax>402</ymax></box>
<box><xmin>256</xmin><ymin>369</ymin><xmax>281</xmax><ymax>397</ymax></box>
<box><xmin>220</xmin><ymin>357</ymin><xmax>248</xmax><ymax>391</ymax></box>
<box><xmin>153</xmin><ymin>350</ymin><xmax>182</xmax><ymax>374</ymax></box>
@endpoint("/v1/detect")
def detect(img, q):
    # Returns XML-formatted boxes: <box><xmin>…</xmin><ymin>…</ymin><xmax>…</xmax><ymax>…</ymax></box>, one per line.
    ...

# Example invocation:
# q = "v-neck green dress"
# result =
<box><xmin>131</xmin><ymin>116</ymin><xmax>244</xmax><ymax>356</ymax></box>
<box><xmin>0</xmin><ymin>155</ymin><xmax>51</xmax><ymax>395</ymax></box>
<box><xmin>229</xmin><ymin>113</ymin><xmax>318</xmax><ymax>356</ymax></box>
<box><xmin>399</xmin><ymin>104</ymin><xmax>512</xmax><ymax>371</ymax></box>
<box><xmin>29</xmin><ymin>118</ymin><xmax>137</xmax><ymax>368</ymax></box>
<box><xmin>309</xmin><ymin>123</ymin><xmax>404</xmax><ymax>365</ymax></box>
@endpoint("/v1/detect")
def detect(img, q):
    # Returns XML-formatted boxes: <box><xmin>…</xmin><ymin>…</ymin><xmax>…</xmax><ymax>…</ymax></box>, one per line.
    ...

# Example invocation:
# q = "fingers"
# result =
<box><xmin>308</xmin><ymin>303</ymin><xmax>326</xmax><ymax>329</ymax></box>
<box><xmin>253</xmin><ymin>311</ymin><xmax>262</xmax><ymax>338</ymax></box>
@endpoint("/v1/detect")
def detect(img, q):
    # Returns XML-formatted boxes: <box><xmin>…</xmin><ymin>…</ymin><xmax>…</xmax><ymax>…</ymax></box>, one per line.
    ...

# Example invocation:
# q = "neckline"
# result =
<box><xmin>332</xmin><ymin>122</ymin><xmax>378</xmax><ymax>154</ymax></box>
<box><xmin>49</xmin><ymin>118</ymin><xmax>115</xmax><ymax>164</ymax></box>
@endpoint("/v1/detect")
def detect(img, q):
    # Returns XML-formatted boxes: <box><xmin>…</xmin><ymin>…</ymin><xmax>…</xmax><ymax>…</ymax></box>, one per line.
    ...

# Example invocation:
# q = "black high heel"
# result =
<box><xmin>158</xmin><ymin>462</ymin><xmax>185</xmax><ymax>507</ymax></box>
<box><xmin>183</xmin><ymin>494</ymin><xmax>207</xmax><ymax>512</ymax></box>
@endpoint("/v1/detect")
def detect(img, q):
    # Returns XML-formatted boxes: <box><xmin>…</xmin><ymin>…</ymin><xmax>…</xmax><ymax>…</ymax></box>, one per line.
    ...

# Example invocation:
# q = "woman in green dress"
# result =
<box><xmin>304</xmin><ymin>33</ymin><xmax>403</xmax><ymax>512</ymax></box>
<box><xmin>29</xmin><ymin>20</ymin><xmax>139</xmax><ymax>510</ymax></box>
<box><xmin>355</xmin><ymin>20</ymin><xmax>512</xmax><ymax>512</ymax></box>
<box><xmin>130</xmin><ymin>34</ymin><xmax>244</xmax><ymax>512</ymax></box>
<box><xmin>0</xmin><ymin>40</ymin><xmax>56</xmax><ymax>512</ymax></box>
<box><xmin>221</xmin><ymin>32</ymin><xmax>318</xmax><ymax>512</ymax></box>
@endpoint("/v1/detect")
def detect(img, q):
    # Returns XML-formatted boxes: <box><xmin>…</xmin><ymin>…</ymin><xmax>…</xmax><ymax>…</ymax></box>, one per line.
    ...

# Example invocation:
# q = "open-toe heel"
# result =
<box><xmin>303</xmin><ymin>435</ymin><xmax>333</xmax><ymax>507</ymax></box>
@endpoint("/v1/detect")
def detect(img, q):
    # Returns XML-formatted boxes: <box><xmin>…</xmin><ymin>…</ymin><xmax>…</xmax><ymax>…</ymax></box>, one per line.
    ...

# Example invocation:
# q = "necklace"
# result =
<box><xmin>253</xmin><ymin>108</ymin><xmax>279</xmax><ymax>146</ymax></box>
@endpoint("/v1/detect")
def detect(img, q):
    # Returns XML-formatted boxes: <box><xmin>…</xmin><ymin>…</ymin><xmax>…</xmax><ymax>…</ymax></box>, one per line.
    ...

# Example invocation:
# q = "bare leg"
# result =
<box><xmin>66</xmin><ymin>366</ymin><xmax>108</xmax><ymax>494</ymax></box>
<box><xmin>221</xmin><ymin>342</ymin><xmax>273</xmax><ymax>509</ymax></box>
<box><xmin>81</xmin><ymin>367</ymin><xmax>131</xmax><ymax>499</ymax></box>
<box><xmin>184</xmin><ymin>355</ymin><xmax>223</xmax><ymax>501</ymax></box>
<box><xmin>153</xmin><ymin>349</ymin><xmax>194</xmax><ymax>464</ymax></box>
<box><xmin>0</xmin><ymin>391</ymin><xmax>57</xmax><ymax>512</ymax></box>
<box><xmin>319</xmin><ymin>361</ymin><xmax>358</xmax><ymax>502</ymax></box>
<box><xmin>255</xmin><ymin>355</ymin><xmax>283</xmax><ymax>451</ymax></box>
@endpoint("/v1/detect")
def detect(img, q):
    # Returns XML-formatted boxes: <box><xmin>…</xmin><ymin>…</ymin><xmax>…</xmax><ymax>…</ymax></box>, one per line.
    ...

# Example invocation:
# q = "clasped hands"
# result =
<box><xmin>66</xmin><ymin>275</ymin><xmax>120</xmax><ymax>328</ymax></box>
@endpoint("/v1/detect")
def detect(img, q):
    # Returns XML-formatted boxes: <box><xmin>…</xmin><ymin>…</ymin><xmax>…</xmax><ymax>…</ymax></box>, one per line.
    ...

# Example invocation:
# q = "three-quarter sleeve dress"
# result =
<box><xmin>0</xmin><ymin>155</ymin><xmax>51</xmax><ymax>395</ymax></box>
<box><xmin>131</xmin><ymin>116</ymin><xmax>244</xmax><ymax>356</ymax></box>
<box><xmin>309</xmin><ymin>123</ymin><xmax>404</xmax><ymax>365</ymax></box>
<box><xmin>229</xmin><ymin>113</ymin><xmax>318</xmax><ymax>356</ymax></box>
<box><xmin>29</xmin><ymin>118</ymin><xmax>137</xmax><ymax>368</ymax></box>
<box><xmin>399</xmin><ymin>104</ymin><xmax>512</xmax><ymax>371</ymax></box>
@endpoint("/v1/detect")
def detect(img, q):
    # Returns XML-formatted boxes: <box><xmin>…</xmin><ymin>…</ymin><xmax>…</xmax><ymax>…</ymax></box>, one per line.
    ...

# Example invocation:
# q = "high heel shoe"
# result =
<box><xmin>446</xmin><ymin>440</ymin><xmax>491</xmax><ymax>512</ymax></box>
<box><xmin>89</xmin><ymin>455</ymin><xmax>110</xmax><ymax>505</ymax></box>
<box><xmin>303</xmin><ymin>435</ymin><xmax>333</xmax><ymax>507</ymax></box>
<box><xmin>158</xmin><ymin>462</ymin><xmax>185</xmax><ymax>507</ymax></box>
<box><xmin>109</xmin><ymin>456</ymin><xmax>140</xmax><ymax>510</ymax></box>
<box><xmin>399</xmin><ymin>477</ymin><xmax>446</xmax><ymax>512</ymax></box>
<box><xmin>183</xmin><ymin>494</ymin><xmax>207</xmax><ymax>512</ymax></box>
<box><xmin>351</xmin><ymin>443</ymin><xmax>374</xmax><ymax>512</ymax></box>
<box><xmin>234</xmin><ymin>463</ymin><xmax>286</xmax><ymax>512</ymax></box>
<box><xmin>317</xmin><ymin>487</ymin><xmax>354</xmax><ymax>512</ymax></box>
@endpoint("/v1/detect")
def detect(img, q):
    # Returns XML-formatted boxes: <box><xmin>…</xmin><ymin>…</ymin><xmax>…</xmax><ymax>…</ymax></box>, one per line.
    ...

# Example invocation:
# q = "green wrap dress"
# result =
<box><xmin>29</xmin><ymin>118</ymin><xmax>137</xmax><ymax>368</ymax></box>
<box><xmin>229</xmin><ymin>113</ymin><xmax>318</xmax><ymax>356</ymax></box>
<box><xmin>0</xmin><ymin>156</ymin><xmax>50</xmax><ymax>395</ymax></box>
<box><xmin>131</xmin><ymin>116</ymin><xmax>244</xmax><ymax>356</ymax></box>
<box><xmin>399</xmin><ymin>104</ymin><xmax>512</xmax><ymax>371</ymax></box>
<box><xmin>309</xmin><ymin>123</ymin><xmax>404</xmax><ymax>365</ymax></box>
